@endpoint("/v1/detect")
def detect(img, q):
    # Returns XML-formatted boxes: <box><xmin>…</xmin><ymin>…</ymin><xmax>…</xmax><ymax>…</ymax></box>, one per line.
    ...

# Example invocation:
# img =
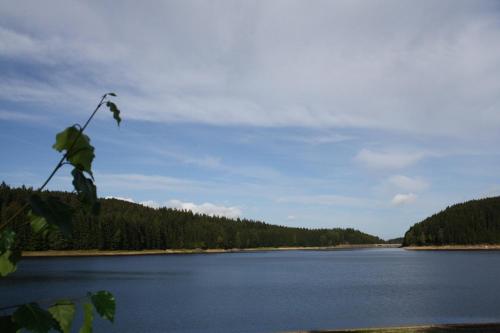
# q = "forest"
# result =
<box><xmin>403</xmin><ymin>196</ymin><xmax>500</xmax><ymax>246</ymax></box>
<box><xmin>0</xmin><ymin>183</ymin><xmax>384</xmax><ymax>251</ymax></box>
<box><xmin>386</xmin><ymin>237</ymin><xmax>403</xmax><ymax>244</ymax></box>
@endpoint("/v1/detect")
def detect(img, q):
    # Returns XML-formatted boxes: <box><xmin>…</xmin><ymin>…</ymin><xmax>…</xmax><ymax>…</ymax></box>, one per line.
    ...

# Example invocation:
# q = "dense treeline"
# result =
<box><xmin>0</xmin><ymin>183</ymin><xmax>383</xmax><ymax>250</ymax></box>
<box><xmin>403</xmin><ymin>196</ymin><xmax>500</xmax><ymax>246</ymax></box>
<box><xmin>386</xmin><ymin>237</ymin><xmax>403</xmax><ymax>244</ymax></box>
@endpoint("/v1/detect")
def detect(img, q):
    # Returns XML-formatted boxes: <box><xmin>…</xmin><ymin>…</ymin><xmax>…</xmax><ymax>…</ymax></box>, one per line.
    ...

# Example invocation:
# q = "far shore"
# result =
<box><xmin>292</xmin><ymin>322</ymin><xmax>500</xmax><ymax>332</ymax></box>
<box><xmin>22</xmin><ymin>243</ymin><xmax>399</xmax><ymax>258</ymax></box>
<box><xmin>405</xmin><ymin>244</ymin><xmax>500</xmax><ymax>251</ymax></box>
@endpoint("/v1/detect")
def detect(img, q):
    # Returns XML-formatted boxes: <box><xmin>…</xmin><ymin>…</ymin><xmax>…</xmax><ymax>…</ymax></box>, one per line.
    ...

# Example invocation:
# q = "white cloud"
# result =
<box><xmin>388</xmin><ymin>175</ymin><xmax>429</xmax><ymax>192</ymax></box>
<box><xmin>96</xmin><ymin>173</ymin><xmax>208</xmax><ymax>192</ymax></box>
<box><xmin>148</xmin><ymin>146</ymin><xmax>223</xmax><ymax>169</ymax></box>
<box><xmin>166</xmin><ymin>199</ymin><xmax>241</xmax><ymax>218</ymax></box>
<box><xmin>391</xmin><ymin>193</ymin><xmax>417</xmax><ymax>205</ymax></box>
<box><xmin>0</xmin><ymin>110</ymin><xmax>47</xmax><ymax>123</ymax></box>
<box><xmin>140</xmin><ymin>200</ymin><xmax>160</xmax><ymax>209</ymax></box>
<box><xmin>287</xmin><ymin>133</ymin><xmax>352</xmax><ymax>145</ymax></box>
<box><xmin>2</xmin><ymin>2</ymin><xmax>500</xmax><ymax>138</ymax></box>
<box><xmin>287</xmin><ymin>215</ymin><xmax>297</xmax><ymax>220</ymax></box>
<box><xmin>355</xmin><ymin>149</ymin><xmax>425</xmax><ymax>169</ymax></box>
<box><xmin>104</xmin><ymin>196</ymin><xmax>135</xmax><ymax>203</ymax></box>
<box><xmin>0</xmin><ymin>26</ymin><xmax>36</xmax><ymax>56</ymax></box>
<box><xmin>146</xmin><ymin>145</ymin><xmax>281</xmax><ymax>181</ymax></box>
<box><xmin>103</xmin><ymin>196</ymin><xmax>240</xmax><ymax>216</ymax></box>
<box><xmin>277</xmin><ymin>194</ymin><xmax>376</xmax><ymax>208</ymax></box>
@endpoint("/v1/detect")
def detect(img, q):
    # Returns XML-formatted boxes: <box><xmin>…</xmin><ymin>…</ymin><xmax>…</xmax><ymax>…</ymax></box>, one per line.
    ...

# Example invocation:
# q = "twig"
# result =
<box><xmin>0</xmin><ymin>94</ymin><xmax>109</xmax><ymax>231</ymax></box>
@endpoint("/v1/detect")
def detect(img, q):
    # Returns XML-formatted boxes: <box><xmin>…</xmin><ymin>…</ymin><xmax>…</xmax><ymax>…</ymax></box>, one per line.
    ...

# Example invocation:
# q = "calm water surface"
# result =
<box><xmin>2</xmin><ymin>248</ymin><xmax>500</xmax><ymax>332</ymax></box>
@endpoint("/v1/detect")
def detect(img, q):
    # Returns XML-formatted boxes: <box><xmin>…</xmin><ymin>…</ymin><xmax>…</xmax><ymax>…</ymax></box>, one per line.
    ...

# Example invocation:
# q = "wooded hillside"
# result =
<box><xmin>403</xmin><ymin>196</ymin><xmax>500</xmax><ymax>246</ymax></box>
<box><xmin>0</xmin><ymin>183</ymin><xmax>383</xmax><ymax>250</ymax></box>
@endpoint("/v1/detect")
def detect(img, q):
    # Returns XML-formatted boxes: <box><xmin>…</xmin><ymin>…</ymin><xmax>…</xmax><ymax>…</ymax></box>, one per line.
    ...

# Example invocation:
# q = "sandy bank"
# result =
<box><xmin>22</xmin><ymin>244</ymin><xmax>398</xmax><ymax>258</ymax></box>
<box><xmin>405</xmin><ymin>244</ymin><xmax>500</xmax><ymax>251</ymax></box>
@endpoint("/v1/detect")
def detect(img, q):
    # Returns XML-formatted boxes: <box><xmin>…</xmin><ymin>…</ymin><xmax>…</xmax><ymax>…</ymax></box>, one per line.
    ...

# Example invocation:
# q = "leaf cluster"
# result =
<box><xmin>0</xmin><ymin>291</ymin><xmax>115</xmax><ymax>333</ymax></box>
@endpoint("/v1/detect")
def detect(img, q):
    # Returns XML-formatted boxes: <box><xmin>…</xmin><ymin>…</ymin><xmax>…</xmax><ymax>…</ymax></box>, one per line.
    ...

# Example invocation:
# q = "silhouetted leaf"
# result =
<box><xmin>0</xmin><ymin>315</ymin><xmax>19</xmax><ymax>333</ymax></box>
<box><xmin>79</xmin><ymin>303</ymin><xmax>93</xmax><ymax>333</ymax></box>
<box><xmin>28</xmin><ymin>210</ymin><xmax>48</xmax><ymax>234</ymax></box>
<box><xmin>29</xmin><ymin>195</ymin><xmax>74</xmax><ymax>238</ymax></box>
<box><xmin>72</xmin><ymin>169</ymin><xmax>100</xmax><ymax>215</ymax></box>
<box><xmin>90</xmin><ymin>291</ymin><xmax>115</xmax><ymax>322</ymax></box>
<box><xmin>106</xmin><ymin>101</ymin><xmax>121</xmax><ymax>126</ymax></box>
<box><xmin>48</xmin><ymin>300</ymin><xmax>75</xmax><ymax>333</ymax></box>
<box><xmin>28</xmin><ymin>211</ymin><xmax>59</xmax><ymax>240</ymax></box>
<box><xmin>53</xmin><ymin>126</ymin><xmax>95</xmax><ymax>173</ymax></box>
<box><xmin>0</xmin><ymin>229</ymin><xmax>15</xmax><ymax>252</ymax></box>
<box><xmin>107</xmin><ymin>92</ymin><xmax>117</xmax><ymax>97</ymax></box>
<box><xmin>0</xmin><ymin>249</ymin><xmax>16</xmax><ymax>277</ymax></box>
<box><xmin>13</xmin><ymin>303</ymin><xmax>58</xmax><ymax>333</ymax></box>
<box><xmin>0</xmin><ymin>230</ymin><xmax>17</xmax><ymax>277</ymax></box>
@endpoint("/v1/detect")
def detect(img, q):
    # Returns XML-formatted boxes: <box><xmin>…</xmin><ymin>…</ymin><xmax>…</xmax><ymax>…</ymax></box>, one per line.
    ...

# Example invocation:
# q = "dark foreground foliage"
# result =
<box><xmin>403</xmin><ymin>196</ymin><xmax>500</xmax><ymax>246</ymax></box>
<box><xmin>1</xmin><ymin>183</ymin><xmax>383</xmax><ymax>251</ymax></box>
<box><xmin>0</xmin><ymin>93</ymin><xmax>120</xmax><ymax>332</ymax></box>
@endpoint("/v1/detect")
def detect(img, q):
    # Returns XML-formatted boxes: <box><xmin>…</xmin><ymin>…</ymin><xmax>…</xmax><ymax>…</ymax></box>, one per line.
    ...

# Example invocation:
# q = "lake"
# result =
<box><xmin>2</xmin><ymin>248</ymin><xmax>500</xmax><ymax>332</ymax></box>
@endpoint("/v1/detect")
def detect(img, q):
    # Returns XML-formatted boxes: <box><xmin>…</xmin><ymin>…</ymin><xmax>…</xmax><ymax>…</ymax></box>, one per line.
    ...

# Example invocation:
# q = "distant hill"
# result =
<box><xmin>386</xmin><ymin>237</ymin><xmax>403</xmax><ymax>244</ymax></box>
<box><xmin>403</xmin><ymin>196</ymin><xmax>500</xmax><ymax>246</ymax></box>
<box><xmin>0</xmin><ymin>183</ymin><xmax>384</xmax><ymax>251</ymax></box>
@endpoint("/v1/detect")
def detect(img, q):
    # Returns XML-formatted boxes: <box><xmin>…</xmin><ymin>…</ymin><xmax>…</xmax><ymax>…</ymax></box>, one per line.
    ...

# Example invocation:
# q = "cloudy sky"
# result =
<box><xmin>2</xmin><ymin>0</ymin><xmax>500</xmax><ymax>239</ymax></box>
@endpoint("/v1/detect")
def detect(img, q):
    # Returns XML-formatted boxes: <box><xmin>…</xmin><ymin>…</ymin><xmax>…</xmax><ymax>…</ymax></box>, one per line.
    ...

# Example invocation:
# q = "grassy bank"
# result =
<box><xmin>405</xmin><ymin>245</ymin><xmax>500</xmax><ymax>251</ymax></box>
<box><xmin>294</xmin><ymin>322</ymin><xmax>500</xmax><ymax>332</ymax></box>
<box><xmin>22</xmin><ymin>244</ymin><xmax>398</xmax><ymax>257</ymax></box>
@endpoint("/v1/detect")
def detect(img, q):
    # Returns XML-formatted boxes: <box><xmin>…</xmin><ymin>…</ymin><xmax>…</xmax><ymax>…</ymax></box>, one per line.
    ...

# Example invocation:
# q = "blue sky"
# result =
<box><xmin>2</xmin><ymin>1</ymin><xmax>500</xmax><ymax>239</ymax></box>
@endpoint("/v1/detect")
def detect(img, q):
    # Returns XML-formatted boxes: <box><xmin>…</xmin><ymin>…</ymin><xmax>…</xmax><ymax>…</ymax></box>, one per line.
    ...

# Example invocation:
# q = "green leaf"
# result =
<box><xmin>0</xmin><ymin>229</ymin><xmax>15</xmax><ymax>252</ymax></box>
<box><xmin>107</xmin><ymin>92</ymin><xmax>117</xmax><ymax>97</ymax></box>
<box><xmin>79</xmin><ymin>303</ymin><xmax>93</xmax><ymax>333</ymax></box>
<box><xmin>90</xmin><ymin>291</ymin><xmax>115</xmax><ymax>323</ymax></box>
<box><xmin>72</xmin><ymin>169</ymin><xmax>100</xmax><ymax>215</ymax></box>
<box><xmin>48</xmin><ymin>300</ymin><xmax>75</xmax><ymax>333</ymax></box>
<box><xmin>106</xmin><ymin>101</ymin><xmax>121</xmax><ymax>126</ymax></box>
<box><xmin>29</xmin><ymin>195</ymin><xmax>74</xmax><ymax>238</ymax></box>
<box><xmin>0</xmin><ymin>230</ymin><xmax>18</xmax><ymax>277</ymax></box>
<box><xmin>0</xmin><ymin>315</ymin><xmax>20</xmax><ymax>333</ymax></box>
<box><xmin>0</xmin><ymin>250</ymin><xmax>17</xmax><ymax>277</ymax></box>
<box><xmin>28</xmin><ymin>211</ymin><xmax>48</xmax><ymax>234</ymax></box>
<box><xmin>53</xmin><ymin>126</ymin><xmax>95</xmax><ymax>173</ymax></box>
<box><xmin>28</xmin><ymin>211</ymin><xmax>58</xmax><ymax>239</ymax></box>
<box><xmin>12</xmin><ymin>303</ymin><xmax>58</xmax><ymax>333</ymax></box>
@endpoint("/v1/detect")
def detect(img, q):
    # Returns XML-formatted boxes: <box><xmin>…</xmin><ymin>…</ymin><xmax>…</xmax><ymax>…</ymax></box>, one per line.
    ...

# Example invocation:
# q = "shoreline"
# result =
<box><xmin>21</xmin><ymin>244</ymin><xmax>399</xmax><ymax>258</ymax></box>
<box><xmin>26</xmin><ymin>244</ymin><xmax>500</xmax><ymax>256</ymax></box>
<box><xmin>292</xmin><ymin>322</ymin><xmax>500</xmax><ymax>332</ymax></box>
<box><xmin>404</xmin><ymin>244</ymin><xmax>500</xmax><ymax>251</ymax></box>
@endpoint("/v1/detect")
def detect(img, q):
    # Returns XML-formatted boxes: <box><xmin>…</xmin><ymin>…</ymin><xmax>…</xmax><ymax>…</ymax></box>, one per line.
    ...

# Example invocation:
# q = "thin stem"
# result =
<box><xmin>0</xmin><ymin>94</ymin><xmax>108</xmax><ymax>232</ymax></box>
<box><xmin>40</xmin><ymin>93</ymin><xmax>106</xmax><ymax>191</ymax></box>
<box><xmin>82</xmin><ymin>94</ymin><xmax>107</xmax><ymax>132</ymax></box>
<box><xmin>0</xmin><ymin>203</ymin><xmax>29</xmax><ymax>230</ymax></box>
<box><xmin>38</xmin><ymin>159</ymin><xmax>65</xmax><ymax>193</ymax></box>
